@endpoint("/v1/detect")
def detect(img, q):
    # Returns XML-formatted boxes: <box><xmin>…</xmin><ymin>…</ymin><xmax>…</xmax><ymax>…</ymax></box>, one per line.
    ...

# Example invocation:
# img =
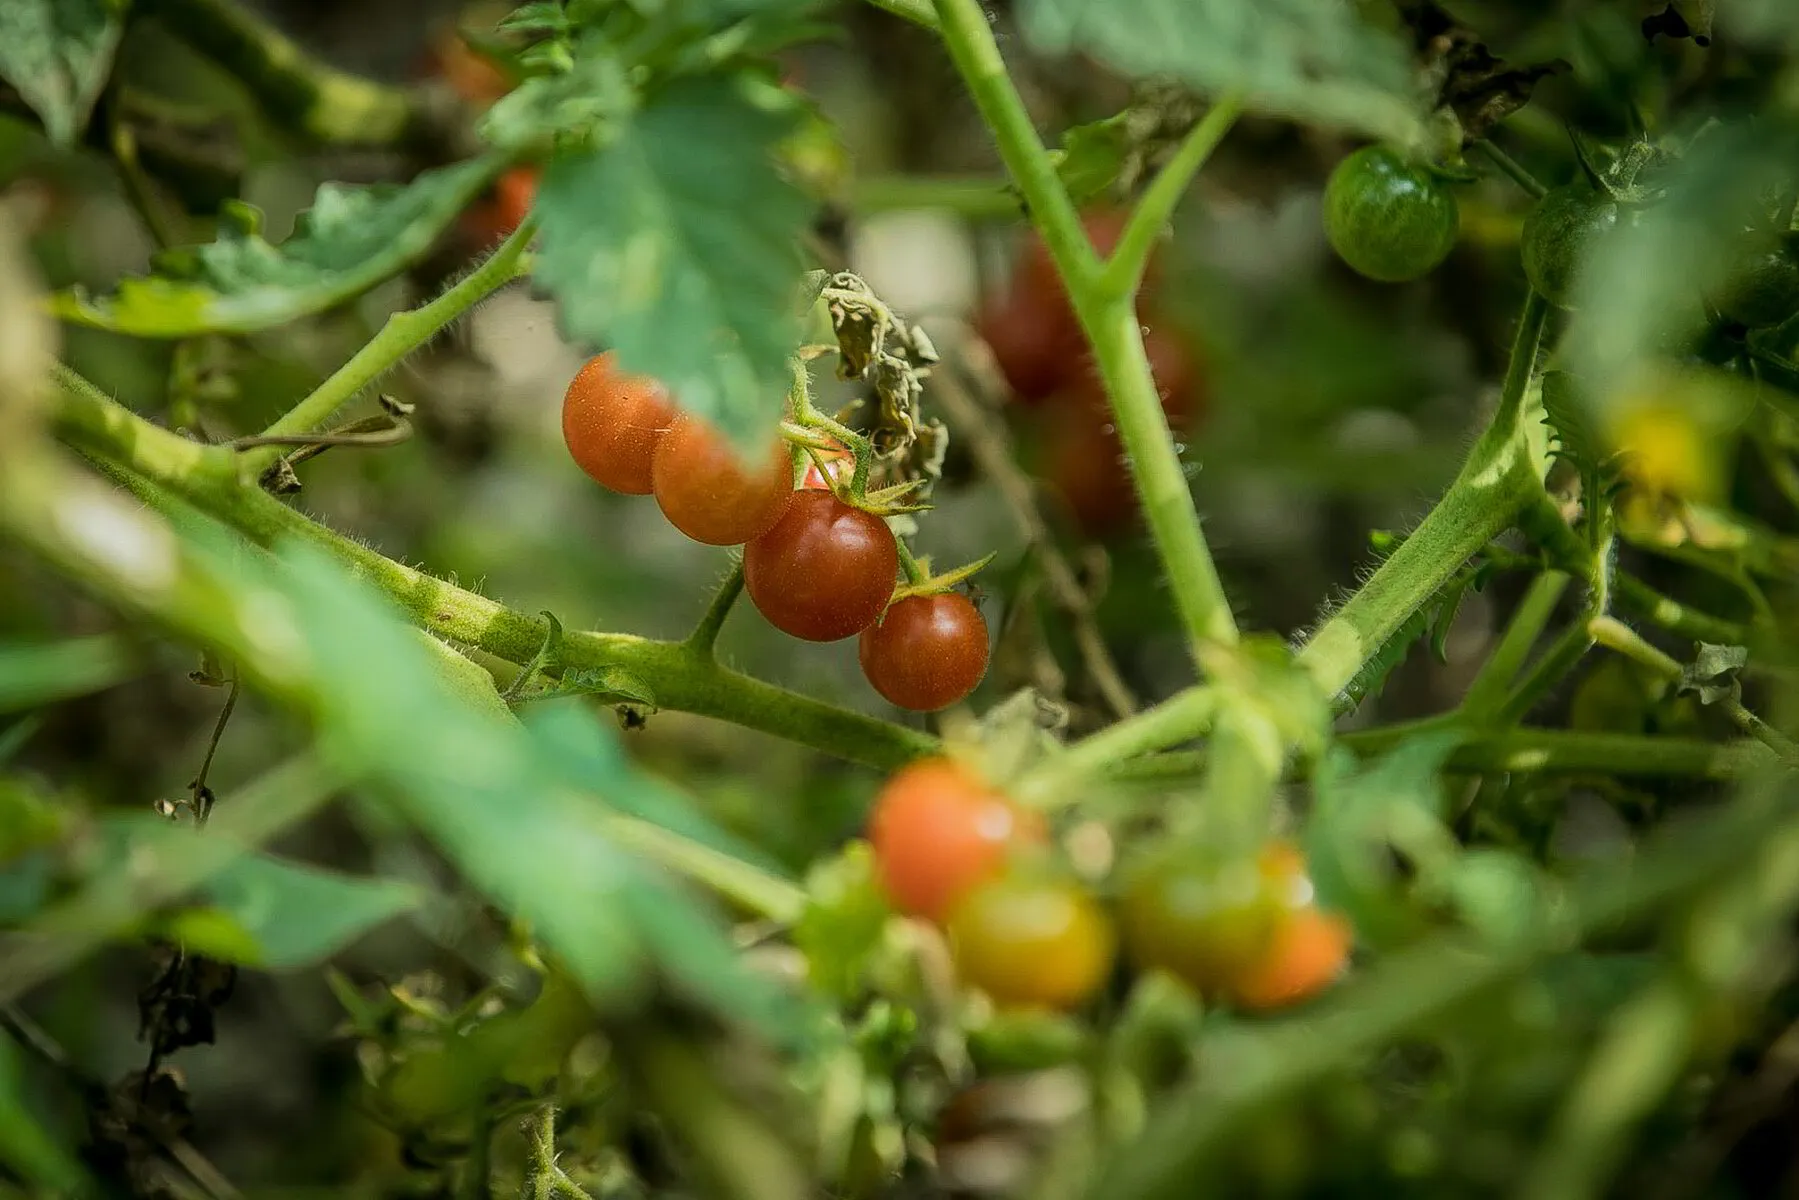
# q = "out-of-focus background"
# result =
<box><xmin>3</xmin><ymin>0</ymin><xmax>1776</xmax><ymax>1192</ymax></box>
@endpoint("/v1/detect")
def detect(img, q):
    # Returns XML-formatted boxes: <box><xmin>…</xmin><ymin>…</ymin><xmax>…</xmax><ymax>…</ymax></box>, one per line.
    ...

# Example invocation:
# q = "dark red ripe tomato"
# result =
<box><xmin>975</xmin><ymin>285</ymin><xmax>1081</xmax><ymax>404</ymax></box>
<box><xmin>561</xmin><ymin>353</ymin><xmax>679</xmax><ymax>495</ymax></box>
<box><xmin>1068</xmin><ymin>325</ymin><xmax>1204</xmax><ymax>429</ymax></box>
<box><xmin>858</xmin><ymin>592</ymin><xmax>989</xmax><ymax>711</ymax></box>
<box><xmin>743</xmin><ymin>490</ymin><xmax>898</xmax><ymax>641</ymax></box>
<box><xmin>1043</xmin><ymin>403</ymin><xmax>1136</xmax><ymax>538</ymax></box>
<box><xmin>650</xmin><ymin>416</ymin><xmax>794</xmax><ymax>546</ymax></box>
<box><xmin>869</xmin><ymin>757</ymin><xmax>1047</xmax><ymax>922</ymax></box>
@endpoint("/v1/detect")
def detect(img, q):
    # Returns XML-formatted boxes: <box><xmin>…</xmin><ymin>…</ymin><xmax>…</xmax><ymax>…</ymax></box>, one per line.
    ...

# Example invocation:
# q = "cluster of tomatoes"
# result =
<box><xmin>975</xmin><ymin>208</ymin><xmax>1207</xmax><ymax>538</ymax></box>
<box><xmin>866</xmin><ymin>755</ymin><xmax>1352</xmax><ymax>1013</ymax></box>
<box><xmin>561</xmin><ymin>355</ymin><xmax>990</xmax><ymax>712</ymax></box>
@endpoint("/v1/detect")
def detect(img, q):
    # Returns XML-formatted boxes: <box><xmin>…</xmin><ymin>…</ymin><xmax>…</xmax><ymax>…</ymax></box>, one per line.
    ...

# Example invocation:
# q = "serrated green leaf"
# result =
<box><xmin>0</xmin><ymin>633</ymin><xmax>140</xmax><ymax>713</ymax></box>
<box><xmin>554</xmin><ymin>665</ymin><xmax>657</xmax><ymax>706</ymax></box>
<box><xmin>49</xmin><ymin>155</ymin><xmax>508</xmax><ymax>337</ymax></box>
<box><xmin>199</xmin><ymin>853</ymin><xmax>423</xmax><ymax>969</ymax></box>
<box><xmin>1539</xmin><ymin>370</ymin><xmax>1613</xmax><ymax>488</ymax></box>
<box><xmin>0</xmin><ymin>0</ymin><xmax>122</xmax><ymax>148</ymax></box>
<box><xmin>533</xmin><ymin>76</ymin><xmax>815</xmax><ymax>449</ymax></box>
<box><xmin>1019</xmin><ymin>0</ymin><xmax>1424</xmax><ymax>147</ymax></box>
<box><xmin>1680</xmin><ymin>641</ymin><xmax>1749</xmax><ymax>704</ymax></box>
<box><xmin>478</xmin><ymin>42</ymin><xmax>635</xmax><ymax>151</ymax></box>
<box><xmin>1053</xmin><ymin>112</ymin><xmax>1133</xmax><ymax>204</ymax></box>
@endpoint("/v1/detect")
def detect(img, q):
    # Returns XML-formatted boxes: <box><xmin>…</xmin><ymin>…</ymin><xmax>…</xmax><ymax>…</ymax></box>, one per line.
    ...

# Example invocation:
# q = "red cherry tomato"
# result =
<box><xmin>459</xmin><ymin>166</ymin><xmax>538</xmax><ymax>247</ymax></box>
<box><xmin>561</xmin><ymin>353</ymin><xmax>678</xmax><ymax>496</ymax></box>
<box><xmin>650</xmin><ymin>416</ymin><xmax>794</xmax><ymax>546</ymax></box>
<box><xmin>858</xmin><ymin>591</ymin><xmax>989</xmax><ymax>712</ymax></box>
<box><xmin>743</xmin><ymin>490</ymin><xmax>897</xmax><ymax>641</ymax></box>
<box><xmin>868</xmin><ymin>758</ymin><xmax>1046</xmax><ymax>923</ymax></box>
<box><xmin>419</xmin><ymin>26</ymin><xmax>512</xmax><ymax>108</ymax></box>
<box><xmin>1228</xmin><ymin>905</ymin><xmax>1352</xmax><ymax>1011</ymax></box>
<box><xmin>1118</xmin><ymin>841</ymin><xmax>1307</xmax><ymax>998</ymax></box>
<box><xmin>946</xmin><ymin>873</ymin><xmax>1116</xmax><ymax>1012</ymax></box>
<box><xmin>800</xmin><ymin>440</ymin><xmax>851</xmax><ymax>491</ymax></box>
<box><xmin>1042</xmin><ymin>402</ymin><xmax>1136</xmax><ymax>539</ymax></box>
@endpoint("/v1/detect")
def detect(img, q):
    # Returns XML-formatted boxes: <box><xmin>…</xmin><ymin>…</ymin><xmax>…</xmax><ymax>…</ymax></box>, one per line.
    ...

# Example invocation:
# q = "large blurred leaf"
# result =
<box><xmin>0</xmin><ymin>634</ymin><xmax>140</xmax><ymax>713</ymax></box>
<box><xmin>49</xmin><ymin>155</ymin><xmax>508</xmax><ymax>337</ymax></box>
<box><xmin>1305</xmin><ymin>731</ymin><xmax>1464</xmax><ymax>948</ymax></box>
<box><xmin>1572</xmin><ymin>122</ymin><xmax>1798</xmax><ymax>389</ymax></box>
<box><xmin>478</xmin><ymin>42</ymin><xmax>636</xmax><ymax>152</ymax></box>
<box><xmin>1019</xmin><ymin>0</ymin><xmax>1425</xmax><ymax>146</ymax></box>
<box><xmin>272</xmin><ymin>539</ymin><xmax>792</xmax><ymax>1031</ymax></box>
<box><xmin>0</xmin><ymin>1032</ymin><xmax>84</xmax><ymax>1191</ymax></box>
<box><xmin>533</xmin><ymin>76</ymin><xmax>814</xmax><ymax>449</ymax></box>
<box><xmin>195</xmin><ymin>852</ymin><xmax>422</xmax><ymax>969</ymax></box>
<box><xmin>0</xmin><ymin>0</ymin><xmax>122</xmax><ymax>148</ymax></box>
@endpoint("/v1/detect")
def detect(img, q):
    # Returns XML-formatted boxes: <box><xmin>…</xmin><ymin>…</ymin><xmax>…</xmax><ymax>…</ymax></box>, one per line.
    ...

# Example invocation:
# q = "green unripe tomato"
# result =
<box><xmin>1715</xmin><ymin>233</ymin><xmax>1799</xmax><ymax>329</ymax></box>
<box><xmin>1521</xmin><ymin>185</ymin><xmax>1620</xmax><ymax>308</ymax></box>
<box><xmin>1322</xmin><ymin>146</ymin><xmax>1460</xmax><ymax>283</ymax></box>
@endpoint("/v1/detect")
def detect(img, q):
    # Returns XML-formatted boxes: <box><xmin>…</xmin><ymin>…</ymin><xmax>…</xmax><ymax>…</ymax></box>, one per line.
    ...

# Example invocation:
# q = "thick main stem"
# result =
<box><xmin>932</xmin><ymin>0</ymin><xmax>1238</xmax><ymax>660</ymax></box>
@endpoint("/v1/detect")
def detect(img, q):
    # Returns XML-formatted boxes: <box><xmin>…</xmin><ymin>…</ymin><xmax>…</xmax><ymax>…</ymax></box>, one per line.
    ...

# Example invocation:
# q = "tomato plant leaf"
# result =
<box><xmin>270</xmin><ymin>539</ymin><xmax>784</xmax><ymax>1030</ymax></box>
<box><xmin>1053</xmin><ymin>112</ymin><xmax>1133</xmax><ymax>204</ymax></box>
<box><xmin>478</xmin><ymin>42</ymin><xmax>635</xmax><ymax>152</ymax></box>
<box><xmin>532</xmin><ymin>76</ymin><xmax>815</xmax><ymax>450</ymax></box>
<box><xmin>0</xmin><ymin>1032</ymin><xmax>86</xmax><ymax>1192</ymax></box>
<box><xmin>0</xmin><ymin>0</ymin><xmax>122</xmax><ymax>148</ymax></box>
<box><xmin>49</xmin><ymin>154</ymin><xmax>509</xmax><ymax>337</ymax></box>
<box><xmin>196</xmin><ymin>852</ymin><xmax>424</xmax><ymax>969</ymax></box>
<box><xmin>0</xmin><ymin>633</ymin><xmax>141</xmax><ymax>713</ymax></box>
<box><xmin>1018</xmin><ymin>0</ymin><xmax>1426</xmax><ymax>146</ymax></box>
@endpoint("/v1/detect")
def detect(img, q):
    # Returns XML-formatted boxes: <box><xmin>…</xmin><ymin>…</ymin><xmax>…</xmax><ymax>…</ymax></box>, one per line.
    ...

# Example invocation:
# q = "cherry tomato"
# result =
<box><xmin>1520</xmin><ymin>184</ymin><xmax>1620</xmax><ymax>309</ymax></box>
<box><xmin>1042</xmin><ymin>402</ymin><xmax>1135</xmax><ymax>538</ymax></box>
<box><xmin>868</xmin><ymin>758</ymin><xmax>1046</xmax><ymax>922</ymax></box>
<box><xmin>1322</xmin><ymin>146</ymin><xmax>1460</xmax><ymax>283</ymax></box>
<box><xmin>460</xmin><ymin>166</ymin><xmax>538</xmax><ymax>247</ymax></box>
<box><xmin>978</xmin><ymin>207</ymin><xmax>1150</xmax><ymax>404</ymax></box>
<box><xmin>419</xmin><ymin>26</ymin><xmax>511</xmax><ymax>108</ymax></box>
<box><xmin>743</xmin><ymin>490</ymin><xmax>897</xmax><ymax>641</ymax></box>
<box><xmin>858</xmin><ymin>591</ymin><xmax>990</xmax><ymax>711</ymax></box>
<box><xmin>800</xmin><ymin>440</ymin><xmax>852</xmax><ymax>490</ymax></box>
<box><xmin>650</xmin><ymin>416</ymin><xmax>794</xmax><ymax>546</ymax></box>
<box><xmin>1716</xmin><ymin>233</ymin><xmax>1799</xmax><ymax>329</ymax></box>
<box><xmin>1119</xmin><ymin>841</ymin><xmax>1310</xmax><ymax>998</ymax></box>
<box><xmin>946</xmin><ymin>873</ymin><xmax>1115</xmax><ymax>1011</ymax></box>
<box><xmin>975</xmin><ymin>284</ymin><xmax>1081</xmax><ymax>404</ymax></box>
<box><xmin>561</xmin><ymin>353</ymin><xmax>678</xmax><ymax>495</ymax></box>
<box><xmin>1228</xmin><ymin>906</ymin><xmax>1352</xmax><ymax>1011</ymax></box>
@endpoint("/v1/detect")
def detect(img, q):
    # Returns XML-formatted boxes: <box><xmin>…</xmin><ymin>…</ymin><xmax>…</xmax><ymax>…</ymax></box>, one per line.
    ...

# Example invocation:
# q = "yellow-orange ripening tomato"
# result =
<box><xmin>561</xmin><ymin>353</ymin><xmax>679</xmax><ymax>495</ymax></box>
<box><xmin>650</xmin><ymin>415</ymin><xmax>795</xmax><ymax>546</ymax></box>
<box><xmin>946</xmin><ymin>873</ymin><xmax>1116</xmax><ymax>1012</ymax></box>
<box><xmin>1227</xmin><ymin>906</ymin><xmax>1353</xmax><ymax>1011</ymax></box>
<box><xmin>868</xmin><ymin>758</ymin><xmax>1046</xmax><ymax>923</ymax></box>
<box><xmin>1119</xmin><ymin>840</ymin><xmax>1315</xmax><ymax>999</ymax></box>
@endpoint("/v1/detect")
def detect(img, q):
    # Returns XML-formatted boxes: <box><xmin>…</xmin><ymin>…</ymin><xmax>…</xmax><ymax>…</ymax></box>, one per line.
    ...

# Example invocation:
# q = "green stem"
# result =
<box><xmin>933</xmin><ymin>0</ymin><xmax>1238</xmax><ymax>659</ymax></box>
<box><xmin>1017</xmin><ymin>687</ymin><xmax>1217</xmax><ymax>805</ymax></box>
<box><xmin>1613</xmin><ymin>574</ymin><xmax>1752</xmax><ymax>645</ymax></box>
<box><xmin>50</xmin><ymin>369</ymin><xmax>936</xmax><ymax>771</ymax></box>
<box><xmin>601</xmin><ymin>813</ymin><xmax>804</xmax><ymax>925</ymax></box>
<box><xmin>242</xmin><ymin>217</ymin><xmax>536</xmax><ymax>477</ymax></box>
<box><xmin>1460</xmin><ymin>571</ymin><xmax>1570</xmax><ymax>718</ymax></box>
<box><xmin>1473</xmin><ymin>138</ymin><xmax>1549</xmax><ymax>200</ymax></box>
<box><xmin>143</xmin><ymin>0</ymin><xmax>445</xmax><ymax>150</ymax></box>
<box><xmin>1099</xmin><ymin>94</ymin><xmax>1242</xmax><ymax>301</ymax></box>
<box><xmin>862</xmin><ymin>0</ymin><xmax>942</xmax><ymax>31</ymax></box>
<box><xmin>1491</xmin><ymin>620</ymin><xmax>1595</xmax><ymax>727</ymax></box>
<box><xmin>849</xmin><ymin>175</ymin><xmax>1019</xmax><ymax>217</ymax></box>
<box><xmin>684</xmin><ymin>561</ymin><xmax>745</xmax><ymax>657</ymax></box>
<box><xmin>1086</xmin><ymin>781</ymin><xmax>1799</xmax><ymax>1200</ymax></box>
<box><xmin>1299</xmin><ymin>292</ymin><xmax>1550</xmax><ymax>700</ymax></box>
<box><xmin>1109</xmin><ymin>729</ymin><xmax>1770</xmax><ymax>784</ymax></box>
